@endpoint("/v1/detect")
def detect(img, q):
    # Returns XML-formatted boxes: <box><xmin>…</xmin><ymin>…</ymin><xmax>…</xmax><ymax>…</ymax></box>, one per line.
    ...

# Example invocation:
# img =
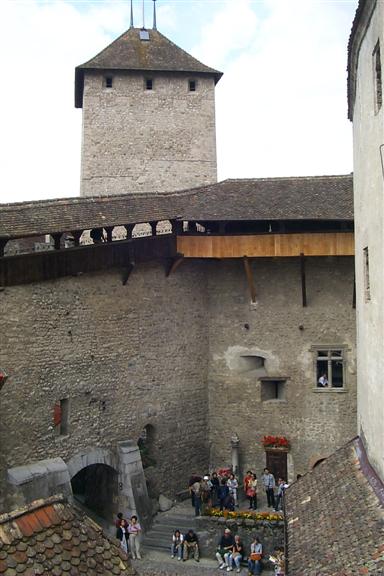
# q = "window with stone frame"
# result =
<box><xmin>313</xmin><ymin>347</ymin><xmax>345</xmax><ymax>389</ymax></box>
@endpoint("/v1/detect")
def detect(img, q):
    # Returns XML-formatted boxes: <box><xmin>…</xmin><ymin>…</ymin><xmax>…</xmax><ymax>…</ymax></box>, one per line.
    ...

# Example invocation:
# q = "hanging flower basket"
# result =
<box><xmin>262</xmin><ymin>435</ymin><xmax>290</xmax><ymax>450</ymax></box>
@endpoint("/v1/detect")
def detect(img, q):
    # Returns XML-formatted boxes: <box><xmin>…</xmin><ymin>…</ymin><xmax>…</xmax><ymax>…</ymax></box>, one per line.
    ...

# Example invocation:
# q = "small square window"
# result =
<box><xmin>260</xmin><ymin>378</ymin><xmax>286</xmax><ymax>401</ymax></box>
<box><xmin>189</xmin><ymin>79</ymin><xmax>197</xmax><ymax>92</ymax></box>
<box><xmin>313</xmin><ymin>347</ymin><xmax>345</xmax><ymax>389</ymax></box>
<box><xmin>145</xmin><ymin>78</ymin><xmax>153</xmax><ymax>90</ymax></box>
<box><xmin>105</xmin><ymin>77</ymin><xmax>113</xmax><ymax>89</ymax></box>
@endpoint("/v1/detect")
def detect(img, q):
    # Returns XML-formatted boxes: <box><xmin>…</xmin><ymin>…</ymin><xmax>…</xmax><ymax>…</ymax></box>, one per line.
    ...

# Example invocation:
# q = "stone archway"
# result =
<box><xmin>67</xmin><ymin>448</ymin><xmax>119</xmax><ymax>522</ymax></box>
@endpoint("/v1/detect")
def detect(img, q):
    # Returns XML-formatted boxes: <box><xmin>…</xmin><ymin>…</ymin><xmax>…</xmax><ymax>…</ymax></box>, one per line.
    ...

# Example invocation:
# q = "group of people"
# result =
<box><xmin>190</xmin><ymin>468</ymin><xmax>288</xmax><ymax>514</ymax></box>
<box><xmin>115</xmin><ymin>512</ymin><xmax>142</xmax><ymax>559</ymax></box>
<box><xmin>216</xmin><ymin>528</ymin><xmax>263</xmax><ymax>574</ymax></box>
<box><xmin>244</xmin><ymin>468</ymin><xmax>288</xmax><ymax>512</ymax></box>
<box><xmin>171</xmin><ymin>529</ymin><xmax>200</xmax><ymax>562</ymax></box>
<box><xmin>189</xmin><ymin>472</ymin><xmax>241</xmax><ymax>515</ymax></box>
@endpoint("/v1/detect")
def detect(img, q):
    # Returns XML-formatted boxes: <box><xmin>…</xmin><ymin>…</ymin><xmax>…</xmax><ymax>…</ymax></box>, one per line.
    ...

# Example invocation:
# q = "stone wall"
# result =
<box><xmin>206</xmin><ymin>257</ymin><xmax>357</xmax><ymax>479</ymax></box>
<box><xmin>80</xmin><ymin>71</ymin><xmax>217</xmax><ymax>196</ymax></box>
<box><xmin>0</xmin><ymin>256</ymin><xmax>357</xmax><ymax>512</ymax></box>
<box><xmin>0</xmin><ymin>261</ymin><xmax>209</xmax><ymax>512</ymax></box>
<box><xmin>351</xmin><ymin>0</ymin><xmax>384</xmax><ymax>481</ymax></box>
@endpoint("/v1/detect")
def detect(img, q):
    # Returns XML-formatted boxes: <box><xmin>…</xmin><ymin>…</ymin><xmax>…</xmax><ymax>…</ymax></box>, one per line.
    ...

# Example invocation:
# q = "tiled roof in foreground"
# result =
<box><xmin>285</xmin><ymin>437</ymin><xmax>384</xmax><ymax>575</ymax></box>
<box><xmin>0</xmin><ymin>495</ymin><xmax>132</xmax><ymax>575</ymax></box>
<box><xmin>0</xmin><ymin>175</ymin><xmax>353</xmax><ymax>241</ymax></box>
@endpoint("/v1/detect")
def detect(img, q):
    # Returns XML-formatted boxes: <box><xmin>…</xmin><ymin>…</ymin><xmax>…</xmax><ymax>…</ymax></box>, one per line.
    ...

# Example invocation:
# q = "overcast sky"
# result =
<box><xmin>0</xmin><ymin>0</ymin><xmax>357</xmax><ymax>203</ymax></box>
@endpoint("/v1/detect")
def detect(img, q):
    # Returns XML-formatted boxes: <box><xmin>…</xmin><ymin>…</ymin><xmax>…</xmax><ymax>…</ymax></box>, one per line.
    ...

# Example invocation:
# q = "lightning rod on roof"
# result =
<box><xmin>142</xmin><ymin>0</ymin><xmax>145</xmax><ymax>29</ymax></box>
<box><xmin>153</xmin><ymin>0</ymin><xmax>157</xmax><ymax>30</ymax></box>
<box><xmin>130</xmin><ymin>0</ymin><xmax>134</xmax><ymax>27</ymax></box>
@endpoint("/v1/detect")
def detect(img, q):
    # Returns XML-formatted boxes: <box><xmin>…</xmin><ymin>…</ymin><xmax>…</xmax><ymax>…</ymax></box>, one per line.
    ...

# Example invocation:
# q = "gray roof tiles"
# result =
<box><xmin>285</xmin><ymin>437</ymin><xmax>384</xmax><ymax>575</ymax></box>
<box><xmin>0</xmin><ymin>175</ymin><xmax>353</xmax><ymax>240</ymax></box>
<box><xmin>75</xmin><ymin>27</ymin><xmax>222</xmax><ymax>107</ymax></box>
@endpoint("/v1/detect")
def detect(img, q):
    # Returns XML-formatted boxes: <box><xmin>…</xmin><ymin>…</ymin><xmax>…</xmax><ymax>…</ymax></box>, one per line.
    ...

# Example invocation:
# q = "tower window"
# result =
<box><xmin>189</xmin><ymin>79</ymin><xmax>197</xmax><ymax>92</ymax></box>
<box><xmin>145</xmin><ymin>78</ymin><xmax>153</xmax><ymax>90</ymax></box>
<box><xmin>373</xmin><ymin>41</ymin><xmax>382</xmax><ymax>112</ymax></box>
<box><xmin>105</xmin><ymin>76</ymin><xmax>113</xmax><ymax>89</ymax></box>
<box><xmin>363</xmin><ymin>247</ymin><xmax>371</xmax><ymax>301</ymax></box>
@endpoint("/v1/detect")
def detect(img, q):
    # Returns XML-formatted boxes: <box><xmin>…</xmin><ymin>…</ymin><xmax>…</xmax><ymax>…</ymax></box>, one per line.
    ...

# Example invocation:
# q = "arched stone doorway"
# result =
<box><xmin>67</xmin><ymin>448</ymin><xmax>118</xmax><ymax>523</ymax></box>
<box><xmin>71</xmin><ymin>463</ymin><xmax>118</xmax><ymax>521</ymax></box>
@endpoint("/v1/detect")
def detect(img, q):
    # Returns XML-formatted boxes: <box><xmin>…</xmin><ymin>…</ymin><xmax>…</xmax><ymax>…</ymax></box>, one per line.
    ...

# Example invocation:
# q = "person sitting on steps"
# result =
<box><xmin>183</xmin><ymin>529</ymin><xmax>199</xmax><ymax>562</ymax></box>
<box><xmin>171</xmin><ymin>529</ymin><xmax>184</xmax><ymax>560</ymax></box>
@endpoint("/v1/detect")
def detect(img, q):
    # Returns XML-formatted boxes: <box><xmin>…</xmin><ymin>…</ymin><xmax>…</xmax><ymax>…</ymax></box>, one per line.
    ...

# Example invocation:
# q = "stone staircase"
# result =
<box><xmin>142</xmin><ymin>504</ymin><xmax>199</xmax><ymax>554</ymax></box>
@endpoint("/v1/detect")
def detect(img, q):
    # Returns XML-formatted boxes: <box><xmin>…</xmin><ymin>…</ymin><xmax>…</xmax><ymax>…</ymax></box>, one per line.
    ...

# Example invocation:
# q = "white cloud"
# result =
<box><xmin>0</xmin><ymin>0</ymin><xmax>357</xmax><ymax>203</ymax></box>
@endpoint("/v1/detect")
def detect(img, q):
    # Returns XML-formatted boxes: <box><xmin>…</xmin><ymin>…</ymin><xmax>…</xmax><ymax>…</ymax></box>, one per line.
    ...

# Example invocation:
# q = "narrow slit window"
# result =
<box><xmin>105</xmin><ymin>77</ymin><xmax>113</xmax><ymax>89</ymax></box>
<box><xmin>189</xmin><ymin>79</ymin><xmax>196</xmax><ymax>92</ymax></box>
<box><xmin>59</xmin><ymin>398</ymin><xmax>69</xmax><ymax>435</ymax></box>
<box><xmin>373</xmin><ymin>41</ymin><xmax>382</xmax><ymax>112</ymax></box>
<box><xmin>363</xmin><ymin>246</ymin><xmax>371</xmax><ymax>301</ymax></box>
<box><xmin>145</xmin><ymin>78</ymin><xmax>153</xmax><ymax>90</ymax></box>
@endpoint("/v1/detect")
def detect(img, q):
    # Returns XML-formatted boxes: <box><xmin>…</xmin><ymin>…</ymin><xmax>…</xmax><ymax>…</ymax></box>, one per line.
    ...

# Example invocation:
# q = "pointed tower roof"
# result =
<box><xmin>75</xmin><ymin>27</ymin><xmax>223</xmax><ymax>108</ymax></box>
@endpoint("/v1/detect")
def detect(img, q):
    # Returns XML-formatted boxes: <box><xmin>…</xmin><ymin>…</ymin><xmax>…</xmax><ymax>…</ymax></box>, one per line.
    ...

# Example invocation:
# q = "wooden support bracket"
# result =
<box><xmin>165</xmin><ymin>254</ymin><xmax>184</xmax><ymax>277</ymax></box>
<box><xmin>243</xmin><ymin>256</ymin><xmax>256</xmax><ymax>303</ymax></box>
<box><xmin>105</xmin><ymin>227</ymin><xmax>114</xmax><ymax>243</ymax></box>
<box><xmin>122</xmin><ymin>263</ymin><xmax>135</xmax><ymax>286</ymax></box>
<box><xmin>300</xmin><ymin>252</ymin><xmax>307</xmax><ymax>307</ymax></box>
<box><xmin>70</xmin><ymin>230</ymin><xmax>83</xmax><ymax>247</ymax></box>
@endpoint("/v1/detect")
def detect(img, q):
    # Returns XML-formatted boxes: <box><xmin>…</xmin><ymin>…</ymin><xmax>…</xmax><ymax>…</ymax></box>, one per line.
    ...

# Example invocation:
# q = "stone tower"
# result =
<box><xmin>75</xmin><ymin>26</ymin><xmax>222</xmax><ymax>197</ymax></box>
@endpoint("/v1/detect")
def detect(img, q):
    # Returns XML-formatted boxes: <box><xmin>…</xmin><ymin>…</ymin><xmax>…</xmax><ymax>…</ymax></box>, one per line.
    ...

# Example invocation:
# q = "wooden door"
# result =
<box><xmin>266</xmin><ymin>450</ymin><xmax>288</xmax><ymax>481</ymax></box>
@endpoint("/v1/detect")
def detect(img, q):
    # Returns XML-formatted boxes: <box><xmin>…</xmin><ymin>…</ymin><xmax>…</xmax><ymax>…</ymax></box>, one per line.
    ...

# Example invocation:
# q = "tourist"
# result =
<box><xmin>183</xmin><ymin>529</ymin><xmax>199</xmax><ymax>562</ymax></box>
<box><xmin>188</xmin><ymin>473</ymin><xmax>201</xmax><ymax>508</ymax></box>
<box><xmin>270</xmin><ymin>548</ymin><xmax>285</xmax><ymax>575</ymax></box>
<box><xmin>115</xmin><ymin>512</ymin><xmax>123</xmax><ymax>529</ymax></box>
<box><xmin>211</xmin><ymin>471</ymin><xmax>220</xmax><ymax>506</ymax></box>
<box><xmin>248</xmin><ymin>536</ymin><xmax>263</xmax><ymax>575</ymax></box>
<box><xmin>128</xmin><ymin>515</ymin><xmax>142</xmax><ymax>559</ymax></box>
<box><xmin>227</xmin><ymin>473</ymin><xmax>239</xmax><ymax>507</ymax></box>
<box><xmin>116</xmin><ymin>518</ymin><xmax>129</xmax><ymax>555</ymax></box>
<box><xmin>218</xmin><ymin>478</ymin><xmax>230</xmax><ymax>511</ymax></box>
<box><xmin>216</xmin><ymin>527</ymin><xmax>235</xmax><ymax>569</ymax></box>
<box><xmin>243</xmin><ymin>470</ymin><xmax>253</xmax><ymax>509</ymax></box>
<box><xmin>318</xmin><ymin>372</ymin><xmax>328</xmax><ymax>387</ymax></box>
<box><xmin>261</xmin><ymin>468</ymin><xmax>275</xmax><ymax>508</ymax></box>
<box><xmin>246</xmin><ymin>473</ymin><xmax>258</xmax><ymax>510</ymax></box>
<box><xmin>190</xmin><ymin>477</ymin><xmax>202</xmax><ymax>516</ymax></box>
<box><xmin>228</xmin><ymin>534</ymin><xmax>244</xmax><ymax>572</ymax></box>
<box><xmin>274</xmin><ymin>478</ymin><xmax>289</xmax><ymax>512</ymax></box>
<box><xmin>171</xmin><ymin>529</ymin><xmax>184</xmax><ymax>560</ymax></box>
<box><xmin>201</xmin><ymin>475</ymin><xmax>213</xmax><ymax>512</ymax></box>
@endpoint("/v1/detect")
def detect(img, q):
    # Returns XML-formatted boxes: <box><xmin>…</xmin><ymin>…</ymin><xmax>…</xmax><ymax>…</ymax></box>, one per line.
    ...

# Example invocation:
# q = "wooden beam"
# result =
<box><xmin>300</xmin><ymin>252</ymin><xmax>307</xmax><ymax>307</ymax></box>
<box><xmin>105</xmin><ymin>227</ymin><xmax>114</xmax><ymax>243</ymax></box>
<box><xmin>165</xmin><ymin>254</ymin><xmax>184</xmax><ymax>277</ymax></box>
<box><xmin>70</xmin><ymin>230</ymin><xmax>83</xmax><ymax>247</ymax></box>
<box><xmin>177</xmin><ymin>232</ymin><xmax>354</xmax><ymax>258</ymax></box>
<box><xmin>149</xmin><ymin>221</ymin><xmax>157</xmax><ymax>236</ymax></box>
<box><xmin>243</xmin><ymin>256</ymin><xmax>256</xmax><ymax>303</ymax></box>
<box><xmin>51</xmin><ymin>233</ymin><xmax>62</xmax><ymax>250</ymax></box>
<box><xmin>352</xmin><ymin>273</ymin><xmax>356</xmax><ymax>309</ymax></box>
<box><xmin>125</xmin><ymin>224</ymin><xmax>135</xmax><ymax>239</ymax></box>
<box><xmin>0</xmin><ymin>239</ymin><xmax>8</xmax><ymax>257</ymax></box>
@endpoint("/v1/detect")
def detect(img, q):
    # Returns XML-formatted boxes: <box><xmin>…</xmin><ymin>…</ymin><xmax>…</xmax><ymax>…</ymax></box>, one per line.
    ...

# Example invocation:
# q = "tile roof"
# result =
<box><xmin>75</xmin><ymin>27</ymin><xmax>222</xmax><ymax>107</ymax></box>
<box><xmin>285</xmin><ymin>437</ymin><xmax>384</xmax><ymax>575</ymax></box>
<box><xmin>172</xmin><ymin>174</ymin><xmax>353</xmax><ymax>222</ymax></box>
<box><xmin>0</xmin><ymin>495</ymin><xmax>133</xmax><ymax>575</ymax></box>
<box><xmin>0</xmin><ymin>175</ymin><xmax>353</xmax><ymax>241</ymax></box>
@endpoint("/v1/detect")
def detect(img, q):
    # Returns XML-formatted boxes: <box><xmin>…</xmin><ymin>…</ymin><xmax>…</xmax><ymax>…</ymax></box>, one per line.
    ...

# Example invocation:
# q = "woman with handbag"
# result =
<box><xmin>248</xmin><ymin>536</ymin><xmax>262</xmax><ymax>575</ymax></box>
<box><xmin>243</xmin><ymin>470</ymin><xmax>253</xmax><ymax>510</ymax></box>
<box><xmin>246</xmin><ymin>473</ymin><xmax>258</xmax><ymax>510</ymax></box>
